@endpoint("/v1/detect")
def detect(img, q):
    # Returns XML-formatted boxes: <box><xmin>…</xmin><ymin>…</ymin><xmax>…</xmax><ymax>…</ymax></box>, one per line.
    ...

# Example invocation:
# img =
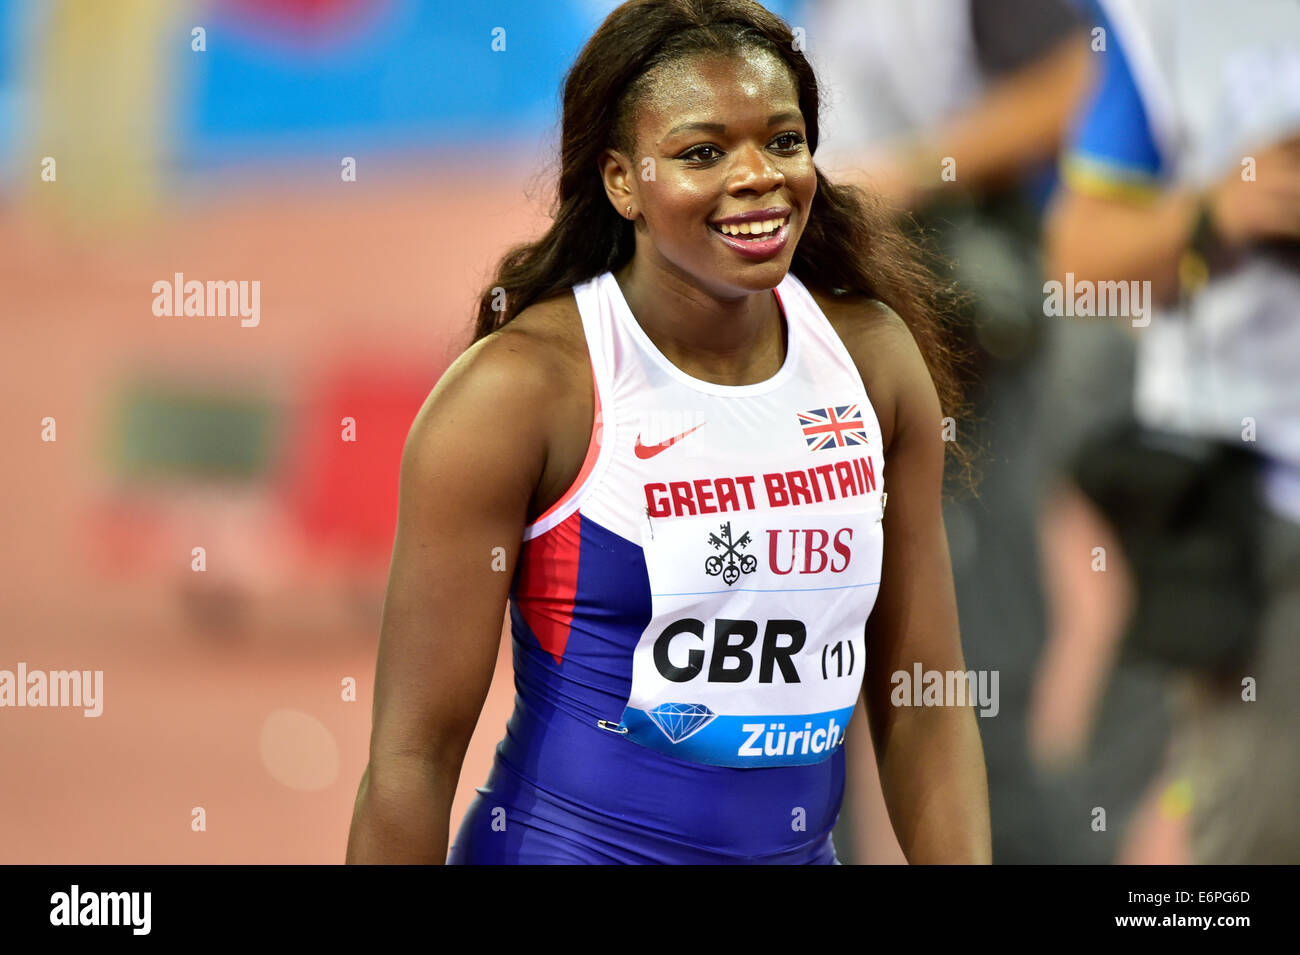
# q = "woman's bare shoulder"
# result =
<box><xmin>807</xmin><ymin>286</ymin><xmax>908</xmax><ymax>338</ymax></box>
<box><xmin>443</xmin><ymin>291</ymin><xmax>586</xmax><ymax>404</ymax></box>
<box><xmin>480</xmin><ymin>290</ymin><xmax>587</xmax><ymax>381</ymax></box>
<box><xmin>407</xmin><ymin>291</ymin><xmax>585</xmax><ymax>456</ymax></box>
<box><xmin>462</xmin><ymin>291</ymin><xmax>593</xmax><ymax>521</ymax></box>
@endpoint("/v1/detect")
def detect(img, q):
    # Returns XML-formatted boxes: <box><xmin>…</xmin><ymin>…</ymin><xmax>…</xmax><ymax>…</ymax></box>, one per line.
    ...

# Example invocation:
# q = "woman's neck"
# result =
<box><xmin>612</xmin><ymin>258</ymin><xmax>787</xmax><ymax>387</ymax></box>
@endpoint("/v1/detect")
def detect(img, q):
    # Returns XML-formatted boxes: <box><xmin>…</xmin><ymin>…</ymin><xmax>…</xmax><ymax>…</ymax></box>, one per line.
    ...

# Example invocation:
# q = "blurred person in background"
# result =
<box><xmin>1047</xmin><ymin>0</ymin><xmax>1300</xmax><ymax>863</ymax></box>
<box><xmin>803</xmin><ymin>0</ymin><xmax>1170</xmax><ymax>863</ymax></box>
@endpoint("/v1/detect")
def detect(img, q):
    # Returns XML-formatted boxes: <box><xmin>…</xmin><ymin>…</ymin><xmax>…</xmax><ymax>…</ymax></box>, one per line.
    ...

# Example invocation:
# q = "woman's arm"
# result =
<box><xmin>345</xmin><ymin>325</ymin><xmax>558</xmax><ymax>864</ymax></box>
<box><xmin>857</xmin><ymin>309</ymin><xmax>993</xmax><ymax>864</ymax></box>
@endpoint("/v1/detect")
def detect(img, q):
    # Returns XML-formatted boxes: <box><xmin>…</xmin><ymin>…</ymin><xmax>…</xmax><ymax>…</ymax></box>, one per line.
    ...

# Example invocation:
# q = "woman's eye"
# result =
<box><xmin>683</xmin><ymin>145</ymin><xmax>721</xmax><ymax>162</ymax></box>
<box><xmin>682</xmin><ymin>134</ymin><xmax>805</xmax><ymax>162</ymax></box>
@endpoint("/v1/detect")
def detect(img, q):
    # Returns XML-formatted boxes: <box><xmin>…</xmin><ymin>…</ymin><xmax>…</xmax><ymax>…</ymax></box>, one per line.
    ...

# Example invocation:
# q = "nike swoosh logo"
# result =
<box><xmin>634</xmin><ymin>423</ymin><xmax>706</xmax><ymax>459</ymax></box>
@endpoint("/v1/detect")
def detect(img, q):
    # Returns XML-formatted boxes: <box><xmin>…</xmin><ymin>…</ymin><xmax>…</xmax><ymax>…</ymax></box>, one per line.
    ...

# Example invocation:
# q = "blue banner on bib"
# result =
<box><xmin>618</xmin><ymin>703</ymin><xmax>855</xmax><ymax>768</ymax></box>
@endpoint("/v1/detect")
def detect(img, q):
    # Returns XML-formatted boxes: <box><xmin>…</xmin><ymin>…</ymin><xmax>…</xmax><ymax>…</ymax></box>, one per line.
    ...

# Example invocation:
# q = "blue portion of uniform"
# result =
<box><xmin>447</xmin><ymin>513</ymin><xmax>847</xmax><ymax>865</ymax></box>
<box><xmin>511</xmin><ymin>512</ymin><xmax>650</xmax><ymax>729</ymax></box>
<box><xmin>447</xmin><ymin>685</ymin><xmax>843</xmax><ymax>864</ymax></box>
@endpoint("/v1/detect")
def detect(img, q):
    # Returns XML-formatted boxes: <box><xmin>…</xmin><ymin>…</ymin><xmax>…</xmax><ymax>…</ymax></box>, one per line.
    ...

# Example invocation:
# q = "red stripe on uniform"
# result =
<box><xmin>514</xmin><ymin>509</ymin><xmax>582</xmax><ymax>666</ymax></box>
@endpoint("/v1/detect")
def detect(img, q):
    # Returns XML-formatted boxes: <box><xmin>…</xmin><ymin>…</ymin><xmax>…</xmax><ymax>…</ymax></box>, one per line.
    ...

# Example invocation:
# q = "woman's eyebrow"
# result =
<box><xmin>665</xmin><ymin>111</ymin><xmax>802</xmax><ymax>137</ymax></box>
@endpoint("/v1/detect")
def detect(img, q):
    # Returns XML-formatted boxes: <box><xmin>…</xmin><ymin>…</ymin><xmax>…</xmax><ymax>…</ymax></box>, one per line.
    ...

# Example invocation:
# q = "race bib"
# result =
<box><xmin>606</xmin><ymin>494</ymin><xmax>885</xmax><ymax>767</ymax></box>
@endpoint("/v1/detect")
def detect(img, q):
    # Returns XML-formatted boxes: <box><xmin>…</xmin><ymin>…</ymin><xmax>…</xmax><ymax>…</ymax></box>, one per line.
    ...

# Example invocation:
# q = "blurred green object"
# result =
<box><xmin>107</xmin><ymin>380</ymin><xmax>280</xmax><ymax>481</ymax></box>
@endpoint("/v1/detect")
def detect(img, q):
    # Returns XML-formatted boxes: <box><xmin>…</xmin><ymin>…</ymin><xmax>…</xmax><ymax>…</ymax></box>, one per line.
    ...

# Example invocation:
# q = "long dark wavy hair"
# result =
<box><xmin>470</xmin><ymin>0</ymin><xmax>978</xmax><ymax>492</ymax></box>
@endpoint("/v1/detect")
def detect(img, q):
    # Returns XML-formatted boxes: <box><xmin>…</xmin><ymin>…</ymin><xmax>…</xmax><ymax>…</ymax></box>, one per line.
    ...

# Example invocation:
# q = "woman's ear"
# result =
<box><xmin>598</xmin><ymin>147</ymin><xmax>636</xmax><ymax>219</ymax></box>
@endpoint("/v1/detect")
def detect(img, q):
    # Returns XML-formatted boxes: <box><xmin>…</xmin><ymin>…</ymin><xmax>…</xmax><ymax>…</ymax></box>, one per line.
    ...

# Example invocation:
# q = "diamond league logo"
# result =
<box><xmin>705</xmin><ymin>520</ymin><xmax>757</xmax><ymax>586</ymax></box>
<box><xmin>646</xmin><ymin>702</ymin><xmax>717</xmax><ymax>743</ymax></box>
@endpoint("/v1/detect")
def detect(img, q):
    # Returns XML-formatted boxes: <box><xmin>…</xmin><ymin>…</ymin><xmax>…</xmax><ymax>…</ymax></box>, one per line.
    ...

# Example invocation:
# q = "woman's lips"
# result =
<box><xmin>710</xmin><ymin>217</ymin><xmax>792</xmax><ymax>260</ymax></box>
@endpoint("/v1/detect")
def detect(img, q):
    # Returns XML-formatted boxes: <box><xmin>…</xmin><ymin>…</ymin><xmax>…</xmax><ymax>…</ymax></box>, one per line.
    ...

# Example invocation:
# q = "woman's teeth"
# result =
<box><xmin>714</xmin><ymin>216</ymin><xmax>788</xmax><ymax>238</ymax></box>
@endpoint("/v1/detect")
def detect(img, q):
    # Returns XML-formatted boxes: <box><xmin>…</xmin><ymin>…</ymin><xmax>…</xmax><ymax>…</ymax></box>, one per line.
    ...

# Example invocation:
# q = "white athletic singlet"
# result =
<box><xmin>511</xmin><ymin>268</ymin><xmax>887</xmax><ymax>769</ymax></box>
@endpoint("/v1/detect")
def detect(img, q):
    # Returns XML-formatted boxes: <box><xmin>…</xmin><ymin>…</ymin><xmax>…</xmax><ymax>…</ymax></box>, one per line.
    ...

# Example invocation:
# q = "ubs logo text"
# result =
<box><xmin>767</xmin><ymin>528</ymin><xmax>853</xmax><ymax>575</ymax></box>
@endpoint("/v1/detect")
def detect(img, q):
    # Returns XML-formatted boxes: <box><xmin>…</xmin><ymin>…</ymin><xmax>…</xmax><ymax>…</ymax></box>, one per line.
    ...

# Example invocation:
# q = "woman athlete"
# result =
<box><xmin>346</xmin><ymin>0</ymin><xmax>992</xmax><ymax>865</ymax></box>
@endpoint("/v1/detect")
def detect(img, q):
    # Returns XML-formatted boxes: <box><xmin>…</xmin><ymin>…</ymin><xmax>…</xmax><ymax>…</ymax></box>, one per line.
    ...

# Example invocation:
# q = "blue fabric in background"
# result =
<box><xmin>1064</xmin><ymin>0</ymin><xmax>1165</xmax><ymax>179</ymax></box>
<box><xmin>176</xmin><ymin>0</ymin><xmax>806</xmax><ymax>169</ymax></box>
<box><xmin>2</xmin><ymin>0</ymin><xmax>806</xmax><ymax>176</ymax></box>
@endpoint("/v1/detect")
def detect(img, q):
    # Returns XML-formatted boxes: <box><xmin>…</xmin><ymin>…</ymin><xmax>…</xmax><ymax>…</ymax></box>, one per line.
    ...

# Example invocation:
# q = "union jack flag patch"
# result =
<box><xmin>797</xmin><ymin>404</ymin><xmax>869</xmax><ymax>451</ymax></box>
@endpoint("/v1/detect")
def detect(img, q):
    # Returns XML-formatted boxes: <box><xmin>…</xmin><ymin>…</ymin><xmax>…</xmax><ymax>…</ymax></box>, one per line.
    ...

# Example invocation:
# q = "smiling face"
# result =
<box><xmin>603</xmin><ymin>48</ymin><xmax>817</xmax><ymax>299</ymax></box>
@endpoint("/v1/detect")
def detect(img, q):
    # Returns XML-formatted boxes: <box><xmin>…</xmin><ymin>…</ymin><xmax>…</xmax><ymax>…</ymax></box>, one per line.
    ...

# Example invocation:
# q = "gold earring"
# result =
<box><xmin>626</xmin><ymin>205</ymin><xmax>632</xmax><ymax>218</ymax></box>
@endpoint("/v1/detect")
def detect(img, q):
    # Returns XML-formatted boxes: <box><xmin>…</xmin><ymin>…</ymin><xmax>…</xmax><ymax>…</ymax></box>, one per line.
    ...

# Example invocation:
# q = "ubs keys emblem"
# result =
<box><xmin>705</xmin><ymin>521</ymin><xmax>757</xmax><ymax>586</ymax></box>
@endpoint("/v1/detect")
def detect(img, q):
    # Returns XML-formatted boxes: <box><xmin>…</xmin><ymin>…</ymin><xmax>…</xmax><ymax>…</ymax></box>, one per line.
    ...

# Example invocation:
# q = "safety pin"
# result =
<box><xmin>597</xmin><ymin>719</ymin><xmax>629</xmax><ymax>735</ymax></box>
